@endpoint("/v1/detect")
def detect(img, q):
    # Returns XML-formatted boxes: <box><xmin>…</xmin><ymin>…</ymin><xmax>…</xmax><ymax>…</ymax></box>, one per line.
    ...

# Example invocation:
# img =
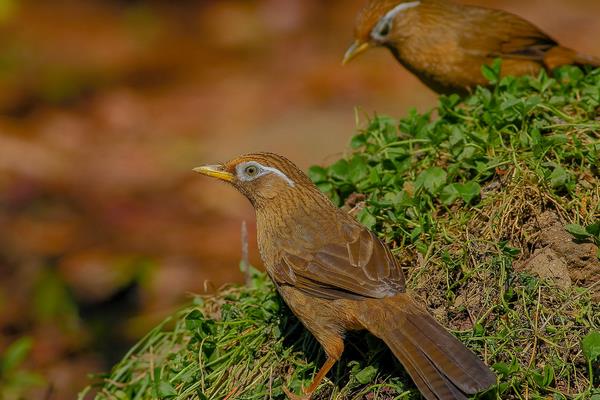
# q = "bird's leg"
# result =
<box><xmin>304</xmin><ymin>356</ymin><xmax>337</xmax><ymax>395</ymax></box>
<box><xmin>283</xmin><ymin>356</ymin><xmax>337</xmax><ymax>400</ymax></box>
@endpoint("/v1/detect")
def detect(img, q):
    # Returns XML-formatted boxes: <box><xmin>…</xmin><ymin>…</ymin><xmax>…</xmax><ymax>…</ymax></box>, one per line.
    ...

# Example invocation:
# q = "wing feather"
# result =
<box><xmin>271</xmin><ymin>222</ymin><xmax>405</xmax><ymax>300</ymax></box>
<box><xmin>459</xmin><ymin>7</ymin><xmax>558</xmax><ymax>62</ymax></box>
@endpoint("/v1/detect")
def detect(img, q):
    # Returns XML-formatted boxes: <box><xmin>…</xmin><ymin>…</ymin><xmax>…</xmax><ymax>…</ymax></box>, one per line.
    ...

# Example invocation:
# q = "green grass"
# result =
<box><xmin>82</xmin><ymin>65</ymin><xmax>600</xmax><ymax>399</ymax></box>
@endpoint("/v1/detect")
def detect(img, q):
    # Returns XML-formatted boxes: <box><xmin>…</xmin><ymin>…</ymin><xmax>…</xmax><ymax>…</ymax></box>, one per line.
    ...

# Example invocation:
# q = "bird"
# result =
<box><xmin>343</xmin><ymin>0</ymin><xmax>600</xmax><ymax>94</ymax></box>
<box><xmin>193</xmin><ymin>152</ymin><xmax>496</xmax><ymax>400</ymax></box>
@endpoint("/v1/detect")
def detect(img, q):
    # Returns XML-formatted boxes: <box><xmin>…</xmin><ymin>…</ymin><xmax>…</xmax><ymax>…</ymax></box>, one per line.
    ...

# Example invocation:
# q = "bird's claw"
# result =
<box><xmin>282</xmin><ymin>385</ymin><xmax>311</xmax><ymax>400</ymax></box>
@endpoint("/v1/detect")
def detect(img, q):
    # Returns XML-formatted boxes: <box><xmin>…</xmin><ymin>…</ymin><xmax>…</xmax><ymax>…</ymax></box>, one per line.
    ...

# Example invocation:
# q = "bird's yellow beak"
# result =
<box><xmin>192</xmin><ymin>164</ymin><xmax>234</xmax><ymax>182</ymax></box>
<box><xmin>342</xmin><ymin>41</ymin><xmax>372</xmax><ymax>65</ymax></box>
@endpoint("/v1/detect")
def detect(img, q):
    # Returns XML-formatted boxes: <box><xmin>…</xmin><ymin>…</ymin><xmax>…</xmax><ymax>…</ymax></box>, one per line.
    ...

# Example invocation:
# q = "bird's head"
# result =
<box><xmin>343</xmin><ymin>0</ymin><xmax>422</xmax><ymax>64</ymax></box>
<box><xmin>193</xmin><ymin>152</ymin><xmax>315</xmax><ymax>210</ymax></box>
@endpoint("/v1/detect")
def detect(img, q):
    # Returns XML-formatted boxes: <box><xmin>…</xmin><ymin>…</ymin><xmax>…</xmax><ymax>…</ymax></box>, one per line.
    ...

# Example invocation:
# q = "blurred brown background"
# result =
<box><xmin>0</xmin><ymin>0</ymin><xmax>598</xmax><ymax>398</ymax></box>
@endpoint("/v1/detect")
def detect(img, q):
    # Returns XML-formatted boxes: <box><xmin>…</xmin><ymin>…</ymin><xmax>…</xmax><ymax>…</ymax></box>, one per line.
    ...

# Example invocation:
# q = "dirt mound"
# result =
<box><xmin>516</xmin><ymin>211</ymin><xmax>600</xmax><ymax>299</ymax></box>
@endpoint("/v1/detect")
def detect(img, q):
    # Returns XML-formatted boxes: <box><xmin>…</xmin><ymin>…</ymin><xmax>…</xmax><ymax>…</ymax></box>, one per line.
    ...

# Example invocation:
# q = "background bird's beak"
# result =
<box><xmin>193</xmin><ymin>164</ymin><xmax>234</xmax><ymax>182</ymax></box>
<box><xmin>342</xmin><ymin>41</ymin><xmax>371</xmax><ymax>65</ymax></box>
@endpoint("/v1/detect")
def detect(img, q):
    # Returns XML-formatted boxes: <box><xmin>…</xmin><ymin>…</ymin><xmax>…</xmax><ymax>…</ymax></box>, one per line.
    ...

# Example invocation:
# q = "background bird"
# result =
<box><xmin>194</xmin><ymin>152</ymin><xmax>496</xmax><ymax>400</ymax></box>
<box><xmin>344</xmin><ymin>0</ymin><xmax>600</xmax><ymax>94</ymax></box>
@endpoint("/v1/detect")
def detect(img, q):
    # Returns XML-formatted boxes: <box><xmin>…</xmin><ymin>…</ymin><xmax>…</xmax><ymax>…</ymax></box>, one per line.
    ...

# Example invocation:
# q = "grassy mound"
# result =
<box><xmin>82</xmin><ymin>65</ymin><xmax>600</xmax><ymax>399</ymax></box>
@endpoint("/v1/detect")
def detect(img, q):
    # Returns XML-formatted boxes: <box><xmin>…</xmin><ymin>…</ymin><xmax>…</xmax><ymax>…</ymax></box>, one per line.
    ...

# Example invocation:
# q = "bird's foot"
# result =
<box><xmin>282</xmin><ymin>385</ymin><xmax>311</xmax><ymax>400</ymax></box>
<box><xmin>282</xmin><ymin>356</ymin><xmax>336</xmax><ymax>399</ymax></box>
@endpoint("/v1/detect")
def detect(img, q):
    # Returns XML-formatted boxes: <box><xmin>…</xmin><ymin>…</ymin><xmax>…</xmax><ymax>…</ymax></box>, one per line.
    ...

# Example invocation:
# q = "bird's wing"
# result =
<box><xmin>271</xmin><ymin>223</ymin><xmax>405</xmax><ymax>300</ymax></box>
<box><xmin>460</xmin><ymin>8</ymin><xmax>558</xmax><ymax>62</ymax></box>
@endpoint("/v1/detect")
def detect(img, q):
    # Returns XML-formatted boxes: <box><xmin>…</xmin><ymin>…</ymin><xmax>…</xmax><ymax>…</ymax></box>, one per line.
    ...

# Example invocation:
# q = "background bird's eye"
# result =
<box><xmin>244</xmin><ymin>165</ymin><xmax>258</xmax><ymax>176</ymax></box>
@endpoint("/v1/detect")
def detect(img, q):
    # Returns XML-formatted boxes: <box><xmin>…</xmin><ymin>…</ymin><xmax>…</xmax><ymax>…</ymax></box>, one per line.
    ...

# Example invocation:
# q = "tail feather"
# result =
<box><xmin>393</xmin><ymin>346</ymin><xmax>439</xmax><ymax>399</ymax></box>
<box><xmin>573</xmin><ymin>52</ymin><xmax>600</xmax><ymax>68</ymax></box>
<box><xmin>545</xmin><ymin>46</ymin><xmax>600</xmax><ymax>69</ymax></box>
<box><xmin>359</xmin><ymin>294</ymin><xmax>496</xmax><ymax>400</ymax></box>
<box><xmin>403</xmin><ymin>311</ymin><xmax>493</xmax><ymax>393</ymax></box>
<box><xmin>391</xmin><ymin>331</ymin><xmax>468</xmax><ymax>400</ymax></box>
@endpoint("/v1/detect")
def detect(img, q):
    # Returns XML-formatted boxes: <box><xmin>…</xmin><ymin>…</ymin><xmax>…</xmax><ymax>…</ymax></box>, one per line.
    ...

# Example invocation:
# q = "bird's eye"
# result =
<box><xmin>371</xmin><ymin>18</ymin><xmax>392</xmax><ymax>41</ymax></box>
<box><xmin>378</xmin><ymin>21</ymin><xmax>391</xmax><ymax>37</ymax></box>
<box><xmin>244</xmin><ymin>165</ymin><xmax>259</xmax><ymax>177</ymax></box>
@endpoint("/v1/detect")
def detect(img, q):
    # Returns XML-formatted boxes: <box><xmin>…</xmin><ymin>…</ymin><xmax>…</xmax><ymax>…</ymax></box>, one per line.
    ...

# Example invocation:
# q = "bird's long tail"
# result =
<box><xmin>545</xmin><ymin>46</ymin><xmax>600</xmax><ymax>69</ymax></box>
<box><xmin>357</xmin><ymin>294</ymin><xmax>496</xmax><ymax>400</ymax></box>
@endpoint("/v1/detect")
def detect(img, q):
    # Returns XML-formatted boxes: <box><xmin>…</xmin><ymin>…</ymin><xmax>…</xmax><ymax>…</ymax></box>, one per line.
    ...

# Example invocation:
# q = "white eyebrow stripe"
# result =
<box><xmin>371</xmin><ymin>1</ymin><xmax>420</xmax><ymax>41</ymax></box>
<box><xmin>384</xmin><ymin>1</ymin><xmax>421</xmax><ymax>20</ymax></box>
<box><xmin>260</xmin><ymin>165</ymin><xmax>295</xmax><ymax>187</ymax></box>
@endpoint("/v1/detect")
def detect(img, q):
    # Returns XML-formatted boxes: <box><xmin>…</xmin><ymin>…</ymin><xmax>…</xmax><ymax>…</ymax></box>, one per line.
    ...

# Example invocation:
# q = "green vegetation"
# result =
<box><xmin>83</xmin><ymin>65</ymin><xmax>600</xmax><ymax>399</ymax></box>
<box><xmin>0</xmin><ymin>337</ymin><xmax>45</xmax><ymax>399</ymax></box>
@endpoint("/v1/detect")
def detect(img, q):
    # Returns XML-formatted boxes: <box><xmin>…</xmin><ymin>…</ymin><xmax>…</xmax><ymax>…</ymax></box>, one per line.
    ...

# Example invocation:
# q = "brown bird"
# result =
<box><xmin>194</xmin><ymin>153</ymin><xmax>495</xmax><ymax>400</ymax></box>
<box><xmin>343</xmin><ymin>0</ymin><xmax>600</xmax><ymax>94</ymax></box>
